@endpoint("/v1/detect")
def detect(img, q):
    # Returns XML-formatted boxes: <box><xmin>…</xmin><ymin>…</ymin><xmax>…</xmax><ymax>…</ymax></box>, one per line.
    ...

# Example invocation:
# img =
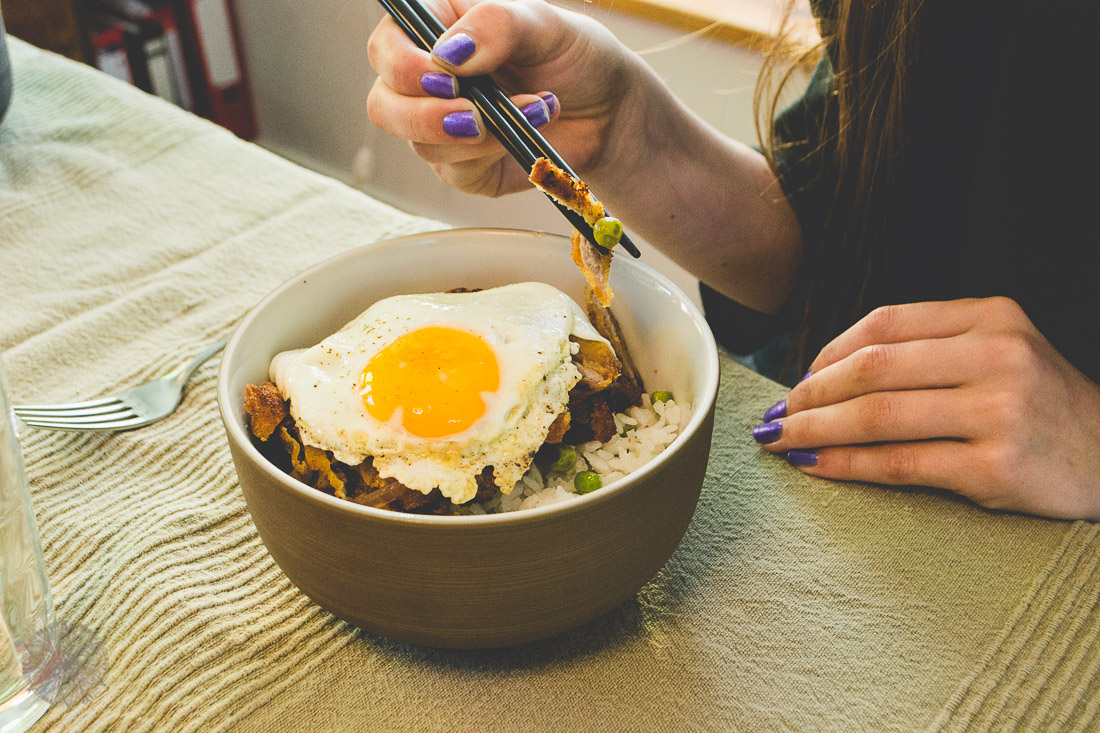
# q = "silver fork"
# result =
<box><xmin>13</xmin><ymin>339</ymin><xmax>227</xmax><ymax>432</ymax></box>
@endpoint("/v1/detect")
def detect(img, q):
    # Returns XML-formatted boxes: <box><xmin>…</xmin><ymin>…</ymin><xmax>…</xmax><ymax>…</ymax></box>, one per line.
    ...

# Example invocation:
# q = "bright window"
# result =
<box><xmin>566</xmin><ymin>0</ymin><xmax>818</xmax><ymax>50</ymax></box>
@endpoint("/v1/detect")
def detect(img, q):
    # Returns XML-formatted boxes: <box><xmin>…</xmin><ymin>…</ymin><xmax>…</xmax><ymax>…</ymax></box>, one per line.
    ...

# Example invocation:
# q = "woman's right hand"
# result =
<box><xmin>366</xmin><ymin>0</ymin><xmax>639</xmax><ymax>197</ymax></box>
<box><xmin>367</xmin><ymin>0</ymin><xmax>805</xmax><ymax>315</ymax></box>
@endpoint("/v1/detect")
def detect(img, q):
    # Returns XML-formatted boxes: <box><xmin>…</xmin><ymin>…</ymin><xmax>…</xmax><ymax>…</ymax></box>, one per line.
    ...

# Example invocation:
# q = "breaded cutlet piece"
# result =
<box><xmin>529</xmin><ymin>158</ymin><xmax>604</xmax><ymax>226</ymax></box>
<box><xmin>584</xmin><ymin>286</ymin><xmax>645</xmax><ymax>407</ymax></box>
<box><xmin>529</xmin><ymin>157</ymin><xmax>615</xmax><ymax>307</ymax></box>
<box><xmin>244</xmin><ymin>382</ymin><xmax>288</xmax><ymax>441</ymax></box>
<box><xmin>570</xmin><ymin>336</ymin><xmax>621</xmax><ymax>394</ymax></box>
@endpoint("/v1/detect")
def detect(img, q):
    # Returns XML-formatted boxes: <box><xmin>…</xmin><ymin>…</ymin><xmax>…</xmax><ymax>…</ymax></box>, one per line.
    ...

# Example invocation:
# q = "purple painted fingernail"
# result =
<box><xmin>763</xmin><ymin>398</ymin><xmax>787</xmax><ymax>423</ymax></box>
<box><xmin>520</xmin><ymin>100</ymin><xmax>550</xmax><ymax>128</ymax></box>
<box><xmin>799</xmin><ymin>369</ymin><xmax>812</xmax><ymax>383</ymax></box>
<box><xmin>752</xmin><ymin>421</ymin><xmax>782</xmax><ymax>444</ymax></box>
<box><xmin>421</xmin><ymin>72</ymin><xmax>457</xmax><ymax>99</ymax></box>
<box><xmin>539</xmin><ymin>92</ymin><xmax>558</xmax><ymax>116</ymax></box>
<box><xmin>442</xmin><ymin>110</ymin><xmax>480</xmax><ymax>138</ymax></box>
<box><xmin>786</xmin><ymin>450</ymin><xmax>818</xmax><ymax>467</ymax></box>
<box><xmin>434</xmin><ymin>33</ymin><xmax>476</xmax><ymax>65</ymax></box>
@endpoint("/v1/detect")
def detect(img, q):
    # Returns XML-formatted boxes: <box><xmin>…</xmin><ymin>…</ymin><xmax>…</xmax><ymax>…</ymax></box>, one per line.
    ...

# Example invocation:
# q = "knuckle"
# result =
<box><xmin>864</xmin><ymin>304</ymin><xmax>903</xmax><ymax>340</ymax></box>
<box><xmin>836</xmin><ymin>448</ymin><xmax>858</xmax><ymax>478</ymax></box>
<box><xmin>985</xmin><ymin>388</ymin><xmax>1027</xmax><ymax>428</ymax></box>
<box><xmin>482</xmin><ymin>1</ymin><xmax>515</xmax><ymax>24</ymax></box>
<box><xmin>983</xmin><ymin>296</ymin><xmax>1027</xmax><ymax>327</ymax></box>
<box><xmin>794</xmin><ymin>378</ymin><xmax>821</xmax><ymax>409</ymax></box>
<box><xmin>814</xmin><ymin>446</ymin><xmax>855</xmax><ymax>479</ymax></box>
<box><xmin>466</xmin><ymin>1</ymin><xmax>517</xmax><ymax>36</ymax></box>
<box><xmin>880</xmin><ymin>444</ymin><xmax>918</xmax><ymax>483</ymax></box>
<box><xmin>986</xmin><ymin>333</ymin><xmax>1040</xmax><ymax>374</ymax></box>
<box><xmin>791</xmin><ymin>410</ymin><xmax>817</xmax><ymax>442</ymax></box>
<box><xmin>409</xmin><ymin>110</ymin><xmax>444</xmax><ymax>144</ymax></box>
<box><xmin>858</xmin><ymin>393</ymin><xmax>898</xmax><ymax>431</ymax></box>
<box><xmin>365</xmin><ymin>86</ymin><xmax>387</xmax><ymax>128</ymax></box>
<box><xmin>366</xmin><ymin>31</ymin><xmax>382</xmax><ymax>69</ymax></box>
<box><xmin>853</xmin><ymin>343</ymin><xmax>892</xmax><ymax>383</ymax></box>
<box><xmin>974</xmin><ymin>443</ymin><xmax>1019</xmax><ymax>498</ymax></box>
<box><xmin>994</xmin><ymin>441</ymin><xmax>1023</xmax><ymax>481</ymax></box>
<box><xmin>812</xmin><ymin>346</ymin><xmax>836</xmax><ymax>371</ymax></box>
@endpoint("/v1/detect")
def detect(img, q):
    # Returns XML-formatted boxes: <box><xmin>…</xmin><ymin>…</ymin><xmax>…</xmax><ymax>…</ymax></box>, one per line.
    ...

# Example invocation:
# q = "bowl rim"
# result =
<box><xmin>217</xmin><ymin>227</ymin><xmax>720</xmax><ymax>526</ymax></box>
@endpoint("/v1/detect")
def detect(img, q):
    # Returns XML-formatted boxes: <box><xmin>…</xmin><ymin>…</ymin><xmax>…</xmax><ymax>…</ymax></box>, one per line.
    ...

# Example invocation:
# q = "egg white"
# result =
<box><xmin>270</xmin><ymin>282</ymin><xmax>610</xmax><ymax>504</ymax></box>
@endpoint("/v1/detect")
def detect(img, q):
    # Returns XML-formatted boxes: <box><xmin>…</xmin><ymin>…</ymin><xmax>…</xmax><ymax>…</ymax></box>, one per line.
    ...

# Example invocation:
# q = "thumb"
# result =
<box><xmin>430</xmin><ymin>0</ymin><xmax>575</xmax><ymax>75</ymax></box>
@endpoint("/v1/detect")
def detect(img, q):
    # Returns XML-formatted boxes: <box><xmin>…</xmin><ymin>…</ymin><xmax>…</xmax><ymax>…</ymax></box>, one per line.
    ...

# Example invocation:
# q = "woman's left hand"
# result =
<box><xmin>753</xmin><ymin>297</ymin><xmax>1100</xmax><ymax>520</ymax></box>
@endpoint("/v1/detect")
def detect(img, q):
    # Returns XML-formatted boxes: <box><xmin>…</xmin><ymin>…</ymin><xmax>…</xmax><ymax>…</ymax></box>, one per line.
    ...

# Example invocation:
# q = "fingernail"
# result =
<box><xmin>539</xmin><ymin>92</ymin><xmax>558</xmax><ymax>116</ymax></box>
<box><xmin>520</xmin><ymin>100</ymin><xmax>550</xmax><ymax>128</ymax></box>
<box><xmin>442</xmin><ymin>110</ymin><xmax>480</xmax><ymax>138</ymax></box>
<box><xmin>434</xmin><ymin>32</ymin><xmax>476</xmax><ymax>66</ymax></box>
<box><xmin>752</xmin><ymin>421</ymin><xmax>782</xmax><ymax>444</ymax></box>
<box><xmin>786</xmin><ymin>450</ymin><xmax>818</xmax><ymax>467</ymax></box>
<box><xmin>421</xmin><ymin>72</ymin><xmax>457</xmax><ymax>99</ymax></box>
<box><xmin>799</xmin><ymin>369</ymin><xmax>812</xmax><ymax>383</ymax></box>
<box><xmin>763</xmin><ymin>398</ymin><xmax>787</xmax><ymax>423</ymax></box>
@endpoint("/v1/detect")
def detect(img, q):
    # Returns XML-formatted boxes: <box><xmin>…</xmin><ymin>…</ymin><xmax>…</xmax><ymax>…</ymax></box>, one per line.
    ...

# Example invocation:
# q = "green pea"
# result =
<box><xmin>574</xmin><ymin>470</ymin><xmax>603</xmax><ymax>494</ymax></box>
<box><xmin>593</xmin><ymin>216</ymin><xmax>623</xmax><ymax>249</ymax></box>
<box><xmin>651</xmin><ymin>390</ymin><xmax>674</xmax><ymax>404</ymax></box>
<box><xmin>548</xmin><ymin>444</ymin><xmax>576</xmax><ymax>473</ymax></box>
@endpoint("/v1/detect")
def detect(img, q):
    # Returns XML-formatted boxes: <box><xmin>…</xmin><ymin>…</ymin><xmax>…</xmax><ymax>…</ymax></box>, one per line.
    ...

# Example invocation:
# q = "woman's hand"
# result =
<box><xmin>752</xmin><ymin>297</ymin><xmax>1100</xmax><ymax>520</ymax></box>
<box><xmin>366</xmin><ymin>0</ymin><xmax>637</xmax><ymax>197</ymax></box>
<box><xmin>366</xmin><ymin>0</ymin><xmax>804</xmax><ymax>314</ymax></box>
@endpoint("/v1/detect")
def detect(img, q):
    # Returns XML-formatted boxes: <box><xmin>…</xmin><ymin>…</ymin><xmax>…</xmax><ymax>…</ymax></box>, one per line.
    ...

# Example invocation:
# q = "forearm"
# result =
<box><xmin>587</xmin><ymin>55</ymin><xmax>804</xmax><ymax>315</ymax></box>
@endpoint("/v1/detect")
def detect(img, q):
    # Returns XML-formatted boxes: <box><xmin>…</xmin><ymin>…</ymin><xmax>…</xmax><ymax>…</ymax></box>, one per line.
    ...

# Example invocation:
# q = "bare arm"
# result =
<box><xmin>588</xmin><ymin>53</ymin><xmax>803</xmax><ymax>313</ymax></box>
<box><xmin>367</xmin><ymin>0</ymin><xmax>803</xmax><ymax>313</ymax></box>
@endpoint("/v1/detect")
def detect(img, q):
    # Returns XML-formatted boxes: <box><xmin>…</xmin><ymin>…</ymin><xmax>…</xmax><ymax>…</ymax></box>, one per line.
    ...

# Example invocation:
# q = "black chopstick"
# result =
<box><xmin>376</xmin><ymin>0</ymin><xmax>642</xmax><ymax>259</ymax></box>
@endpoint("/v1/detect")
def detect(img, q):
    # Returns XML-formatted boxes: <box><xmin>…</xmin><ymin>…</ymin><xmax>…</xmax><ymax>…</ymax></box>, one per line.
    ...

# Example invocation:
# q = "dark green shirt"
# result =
<box><xmin>702</xmin><ymin>0</ymin><xmax>1099</xmax><ymax>385</ymax></box>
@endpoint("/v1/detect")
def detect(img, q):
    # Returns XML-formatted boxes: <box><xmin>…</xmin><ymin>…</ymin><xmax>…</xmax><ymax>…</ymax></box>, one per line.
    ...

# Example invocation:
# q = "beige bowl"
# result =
<box><xmin>218</xmin><ymin>228</ymin><xmax>719</xmax><ymax>648</ymax></box>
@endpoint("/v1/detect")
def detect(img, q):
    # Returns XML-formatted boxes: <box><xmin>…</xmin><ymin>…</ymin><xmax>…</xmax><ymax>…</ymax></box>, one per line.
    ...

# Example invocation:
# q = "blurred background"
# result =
<box><xmin>2</xmin><ymin>0</ymin><xmax>815</xmax><ymax>305</ymax></box>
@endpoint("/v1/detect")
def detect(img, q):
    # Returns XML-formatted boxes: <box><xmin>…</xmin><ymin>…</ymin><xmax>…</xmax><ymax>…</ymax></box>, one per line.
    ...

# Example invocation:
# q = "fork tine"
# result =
<box><xmin>17</xmin><ymin>408</ymin><xmax>139</xmax><ymax>425</ymax></box>
<box><xmin>14</xmin><ymin>402</ymin><xmax>131</xmax><ymax>419</ymax></box>
<box><xmin>17</xmin><ymin>414</ymin><xmax>148</xmax><ymax>432</ymax></box>
<box><xmin>13</xmin><ymin>396</ymin><xmax>124</xmax><ymax>412</ymax></box>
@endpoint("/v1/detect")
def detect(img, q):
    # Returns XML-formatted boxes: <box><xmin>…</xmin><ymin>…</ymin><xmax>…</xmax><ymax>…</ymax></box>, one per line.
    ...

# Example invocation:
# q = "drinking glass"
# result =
<box><xmin>1</xmin><ymin>3</ymin><xmax>12</xmax><ymax>125</ymax></box>
<box><xmin>0</xmin><ymin>359</ymin><xmax>60</xmax><ymax>732</ymax></box>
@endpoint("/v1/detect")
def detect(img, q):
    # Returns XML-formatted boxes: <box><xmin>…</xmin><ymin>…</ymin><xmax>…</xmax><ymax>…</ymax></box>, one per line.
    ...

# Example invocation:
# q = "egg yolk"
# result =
<box><xmin>360</xmin><ymin>326</ymin><xmax>500</xmax><ymax>438</ymax></box>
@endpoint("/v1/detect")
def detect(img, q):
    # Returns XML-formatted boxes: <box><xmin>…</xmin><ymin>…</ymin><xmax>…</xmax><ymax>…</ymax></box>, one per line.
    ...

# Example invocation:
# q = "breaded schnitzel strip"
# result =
<box><xmin>529</xmin><ymin>158</ymin><xmax>605</xmax><ymax>226</ymax></box>
<box><xmin>529</xmin><ymin>157</ymin><xmax>615</xmax><ymax>306</ymax></box>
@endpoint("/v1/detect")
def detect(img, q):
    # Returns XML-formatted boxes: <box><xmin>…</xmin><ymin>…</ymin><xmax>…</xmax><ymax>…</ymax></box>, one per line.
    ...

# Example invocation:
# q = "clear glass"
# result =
<box><xmin>1</xmin><ymin>6</ymin><xmax>12</xmax><ymax>126</ymax></box>
<box><xmin>0</xmin><ymin>360</ymin><xmax>60</xmax><ymax>732</ymax></box>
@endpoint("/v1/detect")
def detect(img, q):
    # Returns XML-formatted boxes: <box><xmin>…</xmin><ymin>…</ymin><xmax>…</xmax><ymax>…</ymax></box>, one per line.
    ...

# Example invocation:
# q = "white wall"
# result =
<box><xmin>232</xmin><ymin>0</ymin><xmax>773</xmax><ymax>306</ymax></box>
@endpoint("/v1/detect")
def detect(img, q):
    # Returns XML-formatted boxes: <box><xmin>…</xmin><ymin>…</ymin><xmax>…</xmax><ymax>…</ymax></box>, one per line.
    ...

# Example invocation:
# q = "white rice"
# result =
<box><xmin>463</xmin><ymin>393</ymin><xmax>689</xmax><ymax>514</ymax></box>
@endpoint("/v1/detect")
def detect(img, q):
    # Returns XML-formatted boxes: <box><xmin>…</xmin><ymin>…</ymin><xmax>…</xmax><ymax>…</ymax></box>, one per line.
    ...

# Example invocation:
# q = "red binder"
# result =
<box><xmin>92</xmin><ymin>1</ymin><xmax>193</xmax><ymax>110</ymax></box>
<box><xmin>172</xmin><ymin>0</ymin><xmax>257</xmax><ymax>139</ymax></box>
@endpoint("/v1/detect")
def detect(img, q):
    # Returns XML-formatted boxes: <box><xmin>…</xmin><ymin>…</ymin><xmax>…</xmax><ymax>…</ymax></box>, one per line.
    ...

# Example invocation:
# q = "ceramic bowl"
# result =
<box><xmin>218</xmin><ymin>228</ymin><xmax>719</xmax><ymax>648</ymax></box>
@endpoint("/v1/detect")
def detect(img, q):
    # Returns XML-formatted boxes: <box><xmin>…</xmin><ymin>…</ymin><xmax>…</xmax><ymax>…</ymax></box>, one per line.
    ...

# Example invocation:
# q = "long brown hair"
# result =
<box><xmin>756</xmin><ymin>0</ymin><xmax>928</xmax><ymax>378</ymax></box>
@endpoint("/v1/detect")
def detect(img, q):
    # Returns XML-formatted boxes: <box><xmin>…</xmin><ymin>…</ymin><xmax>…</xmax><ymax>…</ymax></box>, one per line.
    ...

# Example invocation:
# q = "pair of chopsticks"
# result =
<box><xmin>375</xmin><ymin>0</ymin><xmax>642</xmax><ymax>258</ymax></box>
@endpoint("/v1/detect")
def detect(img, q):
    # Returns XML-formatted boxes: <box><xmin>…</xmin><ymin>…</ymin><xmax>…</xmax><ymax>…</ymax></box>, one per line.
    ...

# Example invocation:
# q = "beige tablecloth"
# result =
<box><xmin>2</xmin><ymin>38</ymin><xmax>1098</xmax><ymax>732</ymax></box>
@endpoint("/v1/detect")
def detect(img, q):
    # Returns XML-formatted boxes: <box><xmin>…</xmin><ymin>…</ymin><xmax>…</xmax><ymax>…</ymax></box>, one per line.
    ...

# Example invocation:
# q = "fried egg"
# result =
<box><xmin>270</xmin><ymin>282</ymin><xmax>610</xmax><ymax>504</ymax></box>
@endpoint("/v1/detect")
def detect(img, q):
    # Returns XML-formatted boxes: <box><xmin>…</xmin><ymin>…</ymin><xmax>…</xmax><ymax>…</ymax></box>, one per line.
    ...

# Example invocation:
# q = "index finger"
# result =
<box><xmin>368</xmin><ymin>17</ymin><xmax>457</xmax><ymax>98</ymax></box>
<box><xmin>809</xmin><ymin>299</ymin><xmax>987</xmax><ymax>374</ymax></box>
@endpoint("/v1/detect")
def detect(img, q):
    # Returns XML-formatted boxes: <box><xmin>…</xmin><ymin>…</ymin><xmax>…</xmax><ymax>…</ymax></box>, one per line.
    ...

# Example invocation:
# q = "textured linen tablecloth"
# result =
<box><xmin>1</xmin><ymin>38</ymin><xmax>1098</xmax><ymax>732</ymax></box>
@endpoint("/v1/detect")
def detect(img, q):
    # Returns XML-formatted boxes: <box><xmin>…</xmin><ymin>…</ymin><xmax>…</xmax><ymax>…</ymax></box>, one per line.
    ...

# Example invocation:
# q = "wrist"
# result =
<box><xmin>583</xmin><ymin>51</ymin><xmax>691</xmax><ymax>197</ymax></box>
